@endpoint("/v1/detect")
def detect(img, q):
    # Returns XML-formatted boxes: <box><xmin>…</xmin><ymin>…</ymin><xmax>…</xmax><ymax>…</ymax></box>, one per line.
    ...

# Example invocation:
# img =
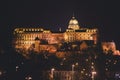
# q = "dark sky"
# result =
<box><xmin>1</xmin><ymin>0</ymin><xmax>120</xmax><ymax>49</ymax></box>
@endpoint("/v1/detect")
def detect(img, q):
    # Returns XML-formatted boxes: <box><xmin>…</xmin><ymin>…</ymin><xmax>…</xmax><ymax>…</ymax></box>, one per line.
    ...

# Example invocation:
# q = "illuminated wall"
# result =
<box><xmin>65</xmin><ymin>28</ymin><xmax>98</xmax><ymax>43</ymax></box>
<box><xmin>49</xmin><ymin>33</ymin><xmax>64</xmax><ymax>44</ymax></box>
<box><xmin>13</xmin><ymin>16</ymin><xmax>98</xmax><ymax>52</ymax></box>
<box><xmin>13</xmin><ymin>28</ymin><xmax>43</xmax><ymax>49</ymax></box>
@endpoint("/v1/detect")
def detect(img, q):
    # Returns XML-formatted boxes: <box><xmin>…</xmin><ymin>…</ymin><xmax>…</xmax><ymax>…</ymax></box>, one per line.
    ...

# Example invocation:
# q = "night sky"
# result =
<box><xmin>1</xmin><ymin>0</ymin><xmax>120</xmax><ymax>49</ymax></box>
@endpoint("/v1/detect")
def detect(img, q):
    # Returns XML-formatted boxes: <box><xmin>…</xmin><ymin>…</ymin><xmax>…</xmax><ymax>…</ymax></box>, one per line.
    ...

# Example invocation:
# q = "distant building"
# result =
<box><xmin>13</xmin><ymin>16</ymin><xmax>98</xmax><ymax>53</ymax></box>
<box><xmin>65</xmin><ymin>16</ymin><xmax>98</xmax><ymax>43</ymax></box>
<box><xmin>102</xmin><ymin>41</ymin><xmax>120</xmax><ymax>56</ymax></box>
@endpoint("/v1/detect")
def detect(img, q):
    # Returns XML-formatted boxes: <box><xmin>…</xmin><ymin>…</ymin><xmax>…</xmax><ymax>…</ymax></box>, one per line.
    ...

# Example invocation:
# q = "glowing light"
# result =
<box><xmin>72</xmin><ymin>64</ymin><xmax>75</xmax><ymax>71</ymax></box>
<box><xmin>91</xmin><ymin>71</ymin><xmax>97</xmax><ymax>80</ymax></box>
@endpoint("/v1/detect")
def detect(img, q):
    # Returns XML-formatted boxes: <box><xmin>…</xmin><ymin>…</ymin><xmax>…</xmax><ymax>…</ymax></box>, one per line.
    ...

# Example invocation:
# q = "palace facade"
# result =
<box><xmin>13</xmin><ymin>16</ymin><xmax>98</xmax><ymax>53</ymax></box>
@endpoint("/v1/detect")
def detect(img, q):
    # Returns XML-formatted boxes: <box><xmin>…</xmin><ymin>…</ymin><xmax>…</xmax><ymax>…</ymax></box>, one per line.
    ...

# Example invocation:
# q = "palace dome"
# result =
<box><xmin>68</xmin><ymin>16</ymin><xmax>80</xmax><ymax>30</ymax></box>
<box><xmin>69</xmin><ymin>16</ymin><xmax>79</xmax><ymax>25</ymax></box>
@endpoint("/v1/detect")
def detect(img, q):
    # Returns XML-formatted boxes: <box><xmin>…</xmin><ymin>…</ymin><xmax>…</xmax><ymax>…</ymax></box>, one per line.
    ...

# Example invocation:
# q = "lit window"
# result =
<box><xmin>23</xmin><ymin>29</ymin><xmax>25</xmax><ymax>31</ymax></box>
<box><xmin>32</xmin><ymin>29</ymin><xmax>34</xmax><ymax>31</ymax></box>
<box><xmin>29</xmin><ymin>29</ymin><xmax>31</xmax><ymax>31</ymax></box>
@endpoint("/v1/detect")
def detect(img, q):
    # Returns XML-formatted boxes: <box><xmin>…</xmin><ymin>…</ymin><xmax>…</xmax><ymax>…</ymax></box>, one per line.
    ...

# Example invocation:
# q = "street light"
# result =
<box><xmin>51</xmin><ymin>68</ymin><xmax>55</xmax><ymax>79</ymax></box>
<box><xmin>91</xmin><ymin>71</ymin><xmax>97</xmax><ymax>80</ymax></box>
<box><xmin>72</xmin><ymin>64</ymin><xmax>75</xmax><ymax>71</ymax></box>
<box><xmin>16</xmin><ymin>65</ymin><xmax>19</xmax><ymax>71</ymax></box>
<box><xmin>0</xmin><ymin>71</ymin><xmax>2</xmax><ymax>76</ymax></box>
<box><xmin>72</xmin><ymin>64</ymin><xmax>75</xmax><ymax>80</ymax></box>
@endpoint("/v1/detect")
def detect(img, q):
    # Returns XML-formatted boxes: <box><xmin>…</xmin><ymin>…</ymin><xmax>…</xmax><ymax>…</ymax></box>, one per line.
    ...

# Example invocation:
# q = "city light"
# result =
<box><xmin>72</xmin><ymin>64</ymin><xmax>75</xmax><ymax>71</ymax></box>
<box><xmin>91</xmin><ymin>71</ymin><xmax>97</xmax><ymax>80</ymax></box>
<box><xmin>50</xmin><ymin>68</ymin><xmax>55</xmax><ymax>79</ymax></box>
<box><xmin>16</xmin><ymin>65</ymin><xmax>19</xmax><ymax>71</ymax></box>
<box><xmin>25</xmin><ymin>76</ymin><xmax>32</xmax><ymax>80</ymax></box>
<box><xmin>1</xmin><ymin>10</ymin><xmax>120</xmax><ymax>80</ymax></box>
<box><xmin>0</xmin><ymin>71</ymin><xmax>2</xmax><ymax>76</ymax></box>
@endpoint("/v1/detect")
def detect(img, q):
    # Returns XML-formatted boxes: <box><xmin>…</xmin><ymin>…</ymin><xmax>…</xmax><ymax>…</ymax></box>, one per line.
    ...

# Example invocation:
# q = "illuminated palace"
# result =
<box><xmin>13</xmin><ymin>16</ymin><xmax>98</xmax><ymax>53</ymax></box>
